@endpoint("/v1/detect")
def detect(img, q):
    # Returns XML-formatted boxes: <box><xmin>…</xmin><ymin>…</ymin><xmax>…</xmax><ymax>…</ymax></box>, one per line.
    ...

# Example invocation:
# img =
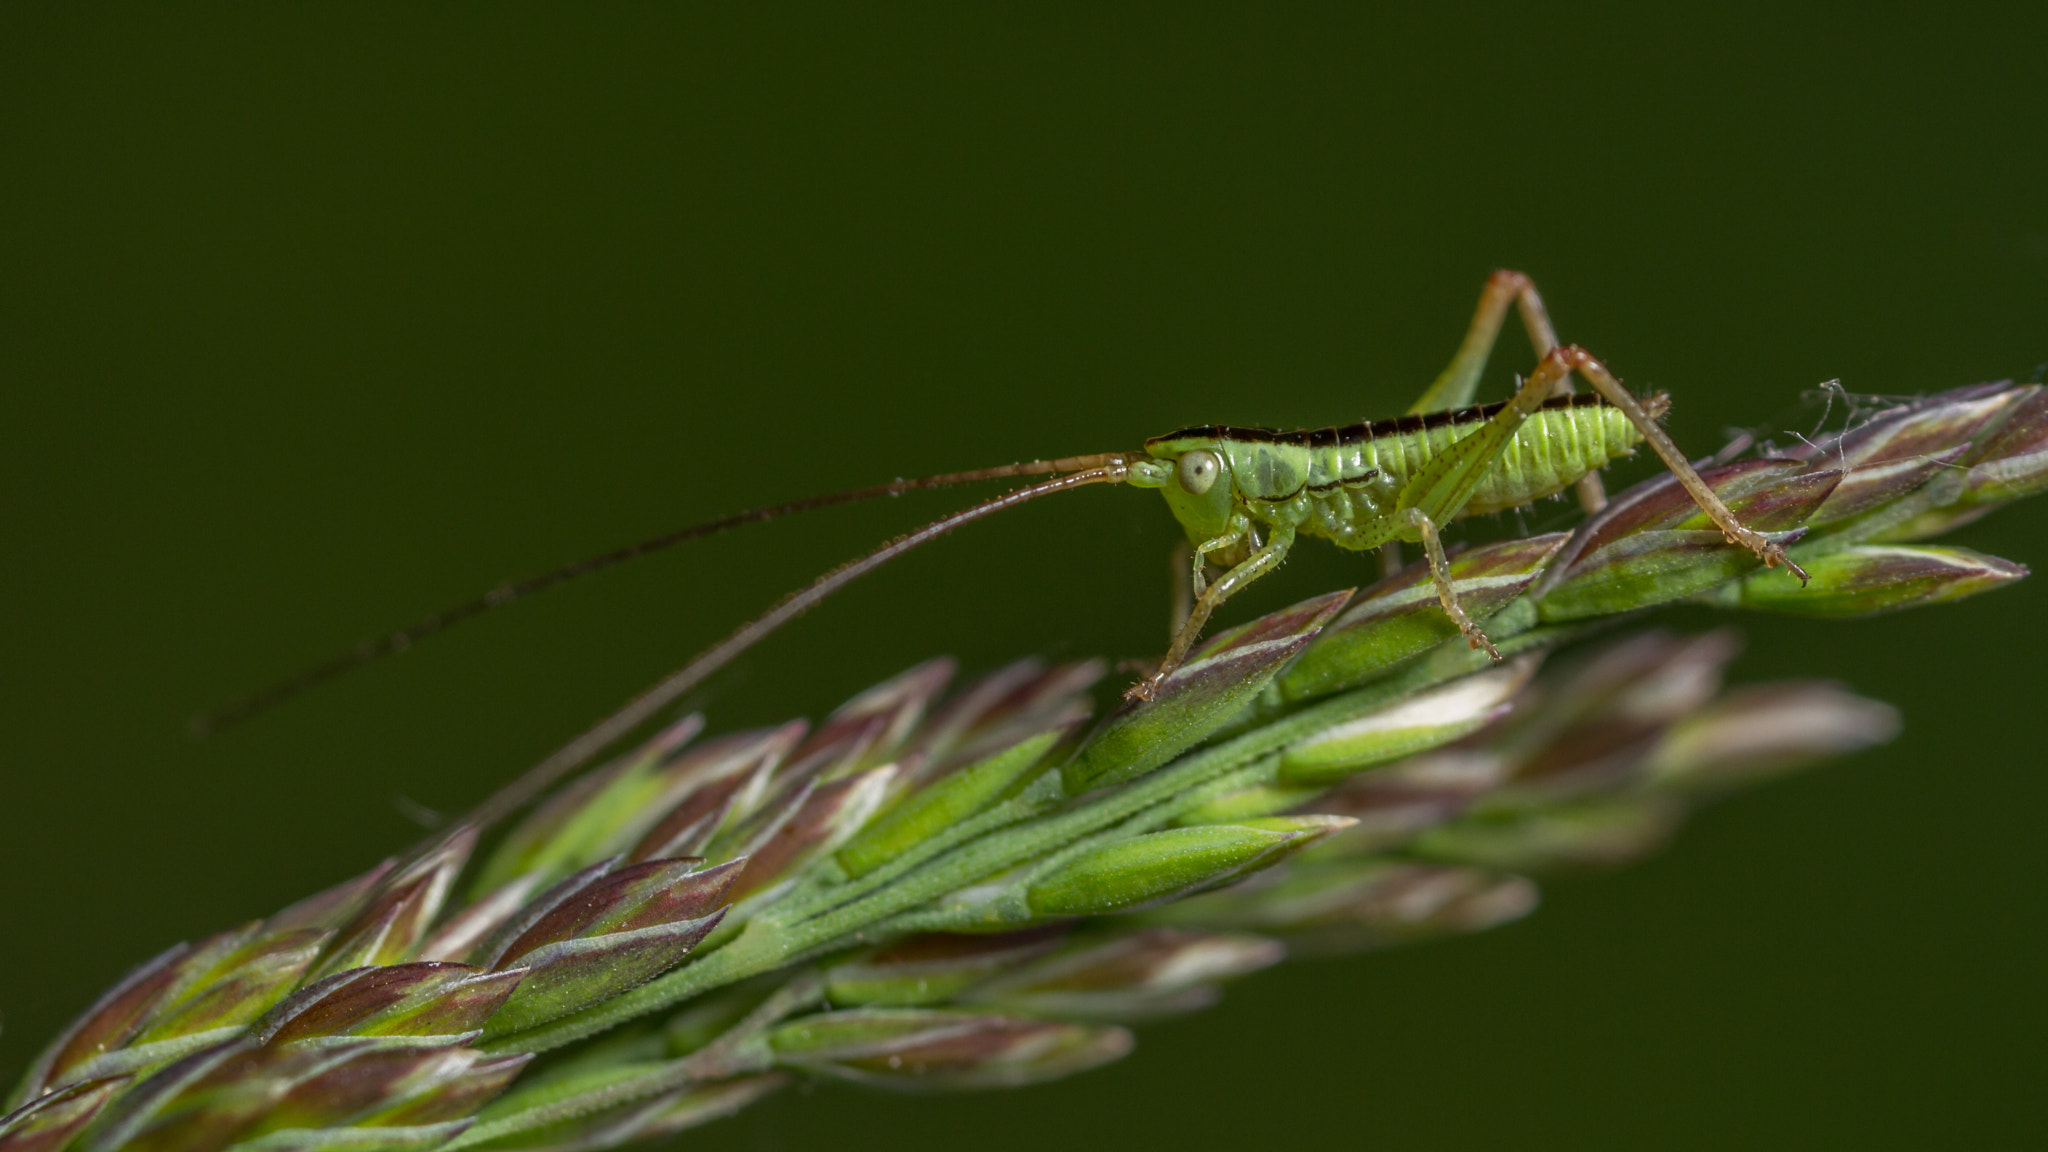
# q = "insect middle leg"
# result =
<box><xmin>1403</xmin><ymin>506</ymin><xmax>1501</xmax><ymax>660</ymax></box>
<box><xmin>1383</xmin><ymin>354</ymin><xmax>1574</xmax><ymax>659</ymax></box>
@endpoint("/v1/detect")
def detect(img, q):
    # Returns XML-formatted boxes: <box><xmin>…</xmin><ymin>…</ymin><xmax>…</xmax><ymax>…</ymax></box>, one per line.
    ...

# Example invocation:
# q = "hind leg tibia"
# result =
<box><xmin>1410</xmin><ymin>271</ymin><xmax>1606</xmax><ymax>513</ymax></box>
<box><xmin>1549</xmin><ymin>344</ymin><xmax>1809</xmax><ymax>584</ymax></box>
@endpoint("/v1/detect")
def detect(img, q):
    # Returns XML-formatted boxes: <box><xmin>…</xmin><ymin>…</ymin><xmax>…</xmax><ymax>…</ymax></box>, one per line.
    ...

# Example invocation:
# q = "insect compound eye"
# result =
<box><xmin>1176</xmin><ymin>449</ymin><xmax>1222</xmax><ymax>495</ymax></box>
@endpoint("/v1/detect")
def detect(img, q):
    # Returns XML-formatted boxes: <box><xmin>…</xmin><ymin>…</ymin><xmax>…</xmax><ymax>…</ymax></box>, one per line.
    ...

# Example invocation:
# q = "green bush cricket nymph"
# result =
<box><xmin>1123</xmin><ymin>269</ymin><xmax>1809</xmax><ymax>701</ymax></box>
<box><xmin>200</xmin><ymin>270</ymin><xmax>1806</xmax><ymax>824</ymax></box>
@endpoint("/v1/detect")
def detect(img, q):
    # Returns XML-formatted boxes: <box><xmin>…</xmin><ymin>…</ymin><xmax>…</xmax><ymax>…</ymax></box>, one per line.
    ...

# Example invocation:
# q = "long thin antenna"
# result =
<box><xmin>463</xmin><ymin>460</ymin><xmax>1128</xmax><ymax>830</ymax></box>
<box><xmin>191</xmin><ymin>453</ymin><xmax>1124</xmax><ymax>735</ymax></box>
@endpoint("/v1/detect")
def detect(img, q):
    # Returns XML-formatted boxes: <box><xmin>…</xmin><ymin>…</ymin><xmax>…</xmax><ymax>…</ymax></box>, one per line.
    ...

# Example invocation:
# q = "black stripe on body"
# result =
<box><xmin>1146</xmin><ymin>390</ymin><xmax>1610</xmax><ymax>449</ymax></box>
<box><xmin>1291</xmin><ymin>472</ymin><xmax>1379</xmax><ymax>498</ymax></box>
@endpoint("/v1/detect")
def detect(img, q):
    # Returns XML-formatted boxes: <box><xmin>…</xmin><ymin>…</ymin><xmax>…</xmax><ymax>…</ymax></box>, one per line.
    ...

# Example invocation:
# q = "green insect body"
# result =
<box><xmin>1130</xmin><ymin>394</ymin><xmax>1659</xmax><ymax>565</ymax></box>
<box><xmin>1100</xmin><ymin>268</ymin><xmax>1795</xmax><ymax>701</ymax></box>
<box><xmin>202</xmin><ymin>271</ymin><xmax>1801</xmax><ymax>754</ymax></box>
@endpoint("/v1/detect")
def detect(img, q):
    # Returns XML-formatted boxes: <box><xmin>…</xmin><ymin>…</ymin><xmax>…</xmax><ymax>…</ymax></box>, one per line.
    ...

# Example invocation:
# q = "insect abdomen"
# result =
<box><xmin>1457</xmin><ymin>404</ymin><xmax>1643</xmax><ymax>515</ymax></box>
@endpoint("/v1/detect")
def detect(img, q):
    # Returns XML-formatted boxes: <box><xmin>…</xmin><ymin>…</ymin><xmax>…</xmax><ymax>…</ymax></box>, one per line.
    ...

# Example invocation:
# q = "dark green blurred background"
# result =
<box><xmin>5</xmin><ymin>7</ymin><xmax>2045</xmax><ymax>1148</ymax></box>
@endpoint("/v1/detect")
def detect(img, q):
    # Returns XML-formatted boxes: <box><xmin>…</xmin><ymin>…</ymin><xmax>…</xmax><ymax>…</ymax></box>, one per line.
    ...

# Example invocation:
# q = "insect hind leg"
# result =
<box><xmin>1410</xmin><ymin>270</ymin><xmax>1560</xmax><ymax>414</ymax></box>
<box><xmin>1410</xmin><ymin>270</ymin><xmax>1606</xmax><ymax>513</ymax></box>
<box><xmin>1549</xmin><ymin>344</ymin><xmax>1811</xmax><ymax>583</ymax></box>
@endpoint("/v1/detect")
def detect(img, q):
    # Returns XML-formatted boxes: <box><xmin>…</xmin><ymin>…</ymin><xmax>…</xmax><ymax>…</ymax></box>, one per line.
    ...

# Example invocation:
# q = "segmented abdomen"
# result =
<box><xmin>1312</xmin><ymin>403</ymin><xmax>1643</xmax><ymax>525</ymax></box>
<box><xmin>1433</xmin><ymin>404</ymin><xmax>1643</xmax><ymax>515</ymax></box>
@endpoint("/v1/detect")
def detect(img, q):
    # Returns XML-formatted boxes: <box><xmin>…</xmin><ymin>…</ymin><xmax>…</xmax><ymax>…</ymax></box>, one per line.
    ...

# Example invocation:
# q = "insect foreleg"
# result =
<box><xmin>1557</xmin><ymin>346</ymin><xmax>1811</xmax><ymax>584</ymax></box>
<box><xmin>1189</xmin><ymin>517</ymin><xmax>1250</xmax><ymax>598</ymax></box>
<box><xmin>1127</xmin><ymin>523</ymin><xmax>1297</xmax><ymax>703</ymax></box>
<box><xmin>1403</xmin><ymin>507</ymin><xmax>1502</xmax><ymax>661</ymax></box>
